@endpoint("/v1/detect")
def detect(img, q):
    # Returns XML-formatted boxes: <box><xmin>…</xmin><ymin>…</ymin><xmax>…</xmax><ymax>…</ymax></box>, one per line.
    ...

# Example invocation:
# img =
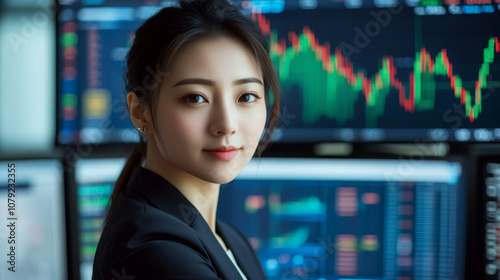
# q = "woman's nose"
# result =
<box><xmin>208</xmin><ymin>99</ymin><xmax>237</xmax><ymax>137</ymax></box>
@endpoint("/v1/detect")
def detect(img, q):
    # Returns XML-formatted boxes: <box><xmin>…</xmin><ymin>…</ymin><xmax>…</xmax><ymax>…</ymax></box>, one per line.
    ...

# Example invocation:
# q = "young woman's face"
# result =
<box><xmin>151</xmin><ymin>37</ymin><xmax>267</xmax><ymax>184</ymax></box>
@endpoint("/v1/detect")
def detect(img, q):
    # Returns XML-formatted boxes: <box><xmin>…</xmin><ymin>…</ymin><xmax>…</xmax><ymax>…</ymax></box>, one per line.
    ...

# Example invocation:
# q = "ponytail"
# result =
<box><xmin>106</xmin><ymin>139</ymin><xmax>146</xmax><ymax>221</ymax></box>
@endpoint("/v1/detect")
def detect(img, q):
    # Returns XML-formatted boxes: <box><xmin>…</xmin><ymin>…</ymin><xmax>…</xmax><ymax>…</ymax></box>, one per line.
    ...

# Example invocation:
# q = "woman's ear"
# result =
<box><xmin>127</xmin><ymin>92</ymin><xmax>151</xmax><ymax>135</ymax></box>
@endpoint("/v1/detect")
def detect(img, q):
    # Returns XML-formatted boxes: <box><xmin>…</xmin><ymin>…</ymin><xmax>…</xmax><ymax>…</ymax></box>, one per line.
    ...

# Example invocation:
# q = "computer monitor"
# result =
<box><xmin>0</xmin><ymin>159</ymin><xmax>67</xmax><ymax>280</ymax></box>
<box><xmin>218</xmin><ymin>157</ymin><xmax>467</xmax><ymax>279</ymax></box>
<box><xmin>56</xmin><ymin>0</ymin><xmax>500</xmax><ymax>144</ymax></box>
<box><xmin>70</xmin><ymin>156</ymin><xmax>466</xmax><ymax>280</ymax></box>
<box><xmin>467</xmin><ymin>146</ymin><xmax>500</xmax><ymax>279</ymax></box>
<box><xmin>74</xmin><ymin>157</ymin><xmax>125</xmax><ymax>280</ymax></box>
<box><xmin>480</xmin><ymin>156</ymin><xmax>500</xmax><ymax>279</ymax></box>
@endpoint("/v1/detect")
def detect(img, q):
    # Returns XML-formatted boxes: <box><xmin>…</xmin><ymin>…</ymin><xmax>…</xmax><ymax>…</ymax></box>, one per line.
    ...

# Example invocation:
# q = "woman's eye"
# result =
<box><xmin>239</xmin><ymin>93</ymin><xmax>261</xmax><ymax>103</ymax></box>
<box><xmin>185</xmin><ymin>94</ymin><xmax>206</xmax><ymax>104</ymax></box>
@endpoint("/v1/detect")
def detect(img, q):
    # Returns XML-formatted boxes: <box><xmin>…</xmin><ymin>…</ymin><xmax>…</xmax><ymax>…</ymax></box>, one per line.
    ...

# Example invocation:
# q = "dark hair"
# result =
<box><xmin>107</xmin><ymin>0</ymin><xmax>281</xmax><ymax>217</ymax></box>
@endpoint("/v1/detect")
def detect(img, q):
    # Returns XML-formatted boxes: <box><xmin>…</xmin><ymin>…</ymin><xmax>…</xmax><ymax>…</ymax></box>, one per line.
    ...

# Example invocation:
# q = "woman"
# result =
<box><xmin>92</xmin><ymin>0</ymin><xmax>280</xmax><ymax>279</ymax></box>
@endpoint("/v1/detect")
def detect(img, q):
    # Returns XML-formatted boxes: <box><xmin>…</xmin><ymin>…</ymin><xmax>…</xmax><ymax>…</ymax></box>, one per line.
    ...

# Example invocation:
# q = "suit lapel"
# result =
<box><xmin>217</xmin><ymin>221</ymin><xmax>268</xmax><ymax>280</ymax></box>
<box><xmin>191</xmin><ymin>215</ymin><xmax>243</xmax><ymax>280</ymax></box>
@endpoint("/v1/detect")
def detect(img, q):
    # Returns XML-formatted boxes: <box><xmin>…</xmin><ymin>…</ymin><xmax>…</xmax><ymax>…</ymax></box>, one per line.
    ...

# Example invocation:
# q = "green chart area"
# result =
<box><xmin>254</xmin><ymin>13</ymin><xmax>500</xmax><ymax>127</ymax></box>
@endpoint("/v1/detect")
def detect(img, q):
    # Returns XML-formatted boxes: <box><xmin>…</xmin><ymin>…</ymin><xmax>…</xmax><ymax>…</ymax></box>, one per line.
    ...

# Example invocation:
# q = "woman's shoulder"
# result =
<box><xmin>93</xmin><ymin>193</ymin><xmax>219</xmax><ymax>279</ymax></box>
<box><xmin>102</xmin><ymin>192</ymin><xmax>202</xmax><ymax>248</ymax></box>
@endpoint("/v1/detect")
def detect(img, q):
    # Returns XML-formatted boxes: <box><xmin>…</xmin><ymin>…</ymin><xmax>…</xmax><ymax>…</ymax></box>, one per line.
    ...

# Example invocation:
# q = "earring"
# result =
<box><xmin>137</xmin><ymin>126</ymin><xmax>147</xmax><ymax>134</ymax></box>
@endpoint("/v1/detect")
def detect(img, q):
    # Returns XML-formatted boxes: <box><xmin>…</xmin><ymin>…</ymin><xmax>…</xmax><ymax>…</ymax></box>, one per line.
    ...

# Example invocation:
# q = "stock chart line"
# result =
<box><xmin>253</xmin><ymin>13</ymin><xmax>500</xmax><ymax>127</ymax></box>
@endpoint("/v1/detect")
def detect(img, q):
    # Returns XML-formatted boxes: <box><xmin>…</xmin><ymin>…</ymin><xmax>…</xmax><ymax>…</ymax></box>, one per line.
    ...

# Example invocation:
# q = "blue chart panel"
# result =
<box><xmin>218</xmin><ymin>158</ymin><xmax>466</xmax><ymax>280</ymax></box>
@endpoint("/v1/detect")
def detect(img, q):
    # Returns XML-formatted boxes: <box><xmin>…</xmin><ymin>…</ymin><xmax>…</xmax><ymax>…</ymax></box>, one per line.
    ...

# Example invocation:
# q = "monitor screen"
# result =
<box><xmin>471</xmin><ymin>154</ymin><xmax>500</xmax><ymax>279</ymax></box>
<box><xmin>0</xmin><ymin>159</ymin><xmax>67</xmax><ymax>280</ymax></box>
<box><xmin>74</xmin><ymin>157</ymin><xmax>125</xmax><ymax>280</ymax></box>
<box><xmin>56</xmin><ymin>0</ymin><xmax>500</xmax><ymax>144</ymax></box>
<box><xmin>218</xmin><ymin>157</ymin><xmax>467</xmax><ymax>279</ymax></box>
<box><xmin>71</xmin><ymin>156</ymin><xmax>466</xmax><ymax>279</ymax></box>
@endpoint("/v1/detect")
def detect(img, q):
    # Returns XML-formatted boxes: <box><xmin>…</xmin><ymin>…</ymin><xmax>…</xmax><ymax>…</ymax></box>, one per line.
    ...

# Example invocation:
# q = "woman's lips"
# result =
<box><xmin>203</xmin><ymin>148</ymin><xmax>239</xmax><ymax>160</ymax></box>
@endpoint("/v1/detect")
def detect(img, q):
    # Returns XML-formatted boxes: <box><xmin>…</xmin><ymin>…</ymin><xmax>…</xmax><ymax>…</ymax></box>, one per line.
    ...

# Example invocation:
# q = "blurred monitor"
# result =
<box><xmin>57</xmin><ymin>0</ymin><xmax>500</xmax><ymax>144</ymax></box>
<box><xmin>480</xmin><ymin>156</ymin><xmax>500</xmax><ymax>279</ymax></box>
<box><xmin>218</xmin><ymin>157</ymin><xmax>466</xmax><ymax>279</ymax></box>
<box><xmin>468</xmin><ymin>149</ymin><xmax>500</xmax><ymax>280</ymax></box>
<box><xmin>0</xmin><ymin>159</ymin><xmax>67</xmax><ymax>280</ymax></box>
<box><xmin>74</xmin><ymin>157</ymin><xmax>125</xmax><ymax>280</ymax></box>
<box><xmin>71</xmin><ymin>156</ymin><xmax>466</xmax><ymax>280</ymax></box>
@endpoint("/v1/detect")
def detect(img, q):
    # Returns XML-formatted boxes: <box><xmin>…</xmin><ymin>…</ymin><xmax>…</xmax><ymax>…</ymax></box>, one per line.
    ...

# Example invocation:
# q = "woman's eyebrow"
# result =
<box><xmin>173</xmin><ymin>77</ymin><xmax>263</xmax><ymax>87</ymax></box>
<box><xmin>233</xmin><ymin>77</ymin><xmax>263</xmax><ymax>86</ymax></box>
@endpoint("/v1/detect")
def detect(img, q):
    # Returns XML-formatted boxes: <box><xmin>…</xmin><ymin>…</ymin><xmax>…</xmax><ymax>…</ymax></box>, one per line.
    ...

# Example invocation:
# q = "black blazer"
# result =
<box><xmin>92</xmin><ymin>165</ymin><xmax>267</xmax><ymax>280</ymax></box>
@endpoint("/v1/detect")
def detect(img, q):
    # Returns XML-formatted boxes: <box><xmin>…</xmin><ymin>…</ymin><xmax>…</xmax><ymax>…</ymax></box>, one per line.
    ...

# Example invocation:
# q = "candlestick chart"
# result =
<box><xmin>253</xmin><ymin>13</ymin><xmax>500</xmax><ymax>128</ymax></box>
<box><xmin>57</xmin><ymin>1</ymin><xmax>500</xmax><ymax>144</ymax></box>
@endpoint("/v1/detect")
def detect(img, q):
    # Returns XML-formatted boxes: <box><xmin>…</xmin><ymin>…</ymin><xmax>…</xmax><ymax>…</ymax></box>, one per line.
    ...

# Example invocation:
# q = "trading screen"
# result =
<box><xmin>218</xmin><ymin>158</ymin><xmax>466</xmax><ymax>279</ymax></box>
<box><xmin>74</xmin><ymin>158</ymin><xmax>125</xmax><ymax>280</ymax></box>
<box><xmin>57</xmin><ymin>0</ymin><xmax>500</xmax><ymax>144</ymax></box>
<box><xmin>73</xmin><ymin>157</ymin><xmax>466</xmax><ymax>280</ymax></box>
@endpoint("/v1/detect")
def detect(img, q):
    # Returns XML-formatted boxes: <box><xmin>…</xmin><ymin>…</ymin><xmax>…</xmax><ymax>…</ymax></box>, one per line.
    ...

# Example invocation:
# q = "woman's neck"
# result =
<box><xmin>144</xmin><ymin>141</ymin><xmax>221</xmax><ymax>234</ymax></box>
